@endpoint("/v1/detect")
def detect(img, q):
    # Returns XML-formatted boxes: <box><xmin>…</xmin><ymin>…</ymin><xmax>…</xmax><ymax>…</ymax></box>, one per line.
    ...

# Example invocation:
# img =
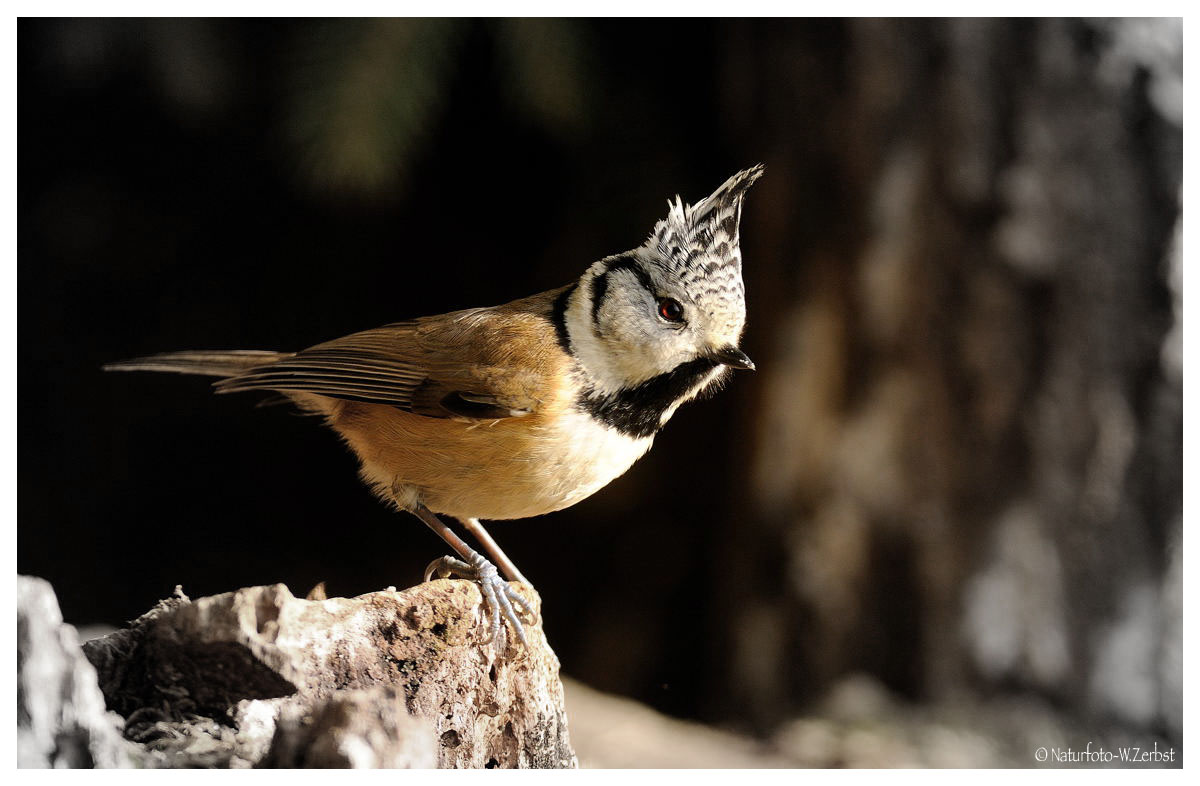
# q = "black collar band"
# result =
<box><xmin>576</xmin><ymin>357</ymin><xmax>721</xmax><ymax>439</ymax></box>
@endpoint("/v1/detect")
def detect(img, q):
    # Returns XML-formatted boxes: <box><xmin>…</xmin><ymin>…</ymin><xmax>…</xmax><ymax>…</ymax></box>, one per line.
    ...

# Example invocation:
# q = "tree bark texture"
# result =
<box><xmin>719</xmin><ymin>18</ymin><xmax>1181</xmax><ymax>739</ymax></box>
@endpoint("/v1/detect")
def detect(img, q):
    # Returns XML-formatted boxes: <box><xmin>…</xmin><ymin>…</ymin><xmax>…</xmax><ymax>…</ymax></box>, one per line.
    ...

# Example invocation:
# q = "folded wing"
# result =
<box><xmin>214</xmin><ymin>308</ymin><xmax>551</xmax><ymax>420</ymax></box>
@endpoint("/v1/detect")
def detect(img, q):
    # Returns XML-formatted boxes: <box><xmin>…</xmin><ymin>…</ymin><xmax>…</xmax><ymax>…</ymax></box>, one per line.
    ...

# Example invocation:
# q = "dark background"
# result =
<box><xmin>19</xmin><ymin>18</ymin><xmax>1182</xmax><ymax>747</ymax></box>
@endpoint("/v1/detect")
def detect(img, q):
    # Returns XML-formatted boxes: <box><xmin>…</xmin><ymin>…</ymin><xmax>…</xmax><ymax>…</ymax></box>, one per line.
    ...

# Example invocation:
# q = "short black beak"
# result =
<box><xmin>711</xmin><ymin>345</ymin><xmax>755</xmax><ymax>371</ymax></box>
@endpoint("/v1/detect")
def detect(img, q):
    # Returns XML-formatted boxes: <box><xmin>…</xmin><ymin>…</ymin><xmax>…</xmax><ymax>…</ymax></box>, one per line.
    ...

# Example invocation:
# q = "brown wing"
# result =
<box><xmin>214</xmin><ymin>288</ymin><xmax>568</xmax><ymax>420</ymax></box>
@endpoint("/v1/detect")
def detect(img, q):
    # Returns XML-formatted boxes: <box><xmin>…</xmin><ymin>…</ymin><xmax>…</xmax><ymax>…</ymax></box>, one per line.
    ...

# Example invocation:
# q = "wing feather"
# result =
<box><xmin>213</xmin><ymin>292</ymin><xmax>566</xmax><ymax>420</ymax></box>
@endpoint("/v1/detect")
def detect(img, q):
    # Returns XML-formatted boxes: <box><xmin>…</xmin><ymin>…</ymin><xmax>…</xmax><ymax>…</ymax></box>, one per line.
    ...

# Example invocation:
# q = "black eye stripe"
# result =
<box><xmin>552</xmin><ymin>283</ymin><xmax>576</xmax><ymax>353</ymax></box>
<box><xmin>590</xmin><ymin>270</ymin><xmax>609</xmax><ymax>326</ymax></box>
<box><xmin>593</xmin><ymin>255</ymin><xmax>689</xmax><ymax>327</ymax></box>
<box><xmin>604</xmin><ymin>256</ymin><xmax>657</xmax><ymax>297</ymax></box>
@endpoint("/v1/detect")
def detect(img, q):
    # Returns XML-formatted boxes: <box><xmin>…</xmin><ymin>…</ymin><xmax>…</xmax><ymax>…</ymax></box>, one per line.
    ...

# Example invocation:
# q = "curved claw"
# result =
<box><xmin>423</xmin><ymin>553</ymin><xmax>533</xmax><ymax>648</ymax></box>
<box><xmin>508</xmin><ymin>588</ymin><xmax>536</xmax><ymax>620</ymax></box>
<box><xmin>476</xmin><ymin>567</ymin><xmax>503</xmax><ymax>644</ymax></box>
<box><xmin>425</xmin><ymin>555</ymin><xmax>471</xmax><ymax>583</ymax></box>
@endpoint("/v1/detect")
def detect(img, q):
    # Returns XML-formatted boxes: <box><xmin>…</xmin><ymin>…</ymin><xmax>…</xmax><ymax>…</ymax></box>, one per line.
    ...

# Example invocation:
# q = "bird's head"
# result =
<box><xmin>567</xmin><ymin>165</ymin><xmax>763</xmax><ymax>394</ymax></box>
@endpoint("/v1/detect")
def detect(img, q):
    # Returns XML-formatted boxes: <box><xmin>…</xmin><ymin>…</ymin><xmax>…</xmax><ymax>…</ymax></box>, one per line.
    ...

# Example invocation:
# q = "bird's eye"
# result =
<box><xmin>657</xmin><ymin>297</ymin><xmax>685</xmax><ymax>323</ymax></box>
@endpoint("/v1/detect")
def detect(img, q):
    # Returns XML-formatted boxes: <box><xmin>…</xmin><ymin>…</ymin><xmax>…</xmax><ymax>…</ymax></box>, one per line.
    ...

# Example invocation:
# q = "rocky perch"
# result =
<box><xmin>17</xmin><ymin>575</ymin><xmax>577</xmax><ymax>768</ymax></box>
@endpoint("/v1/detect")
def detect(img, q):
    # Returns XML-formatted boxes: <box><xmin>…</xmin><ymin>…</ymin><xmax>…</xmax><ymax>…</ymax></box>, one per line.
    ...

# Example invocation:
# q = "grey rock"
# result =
<box><xmin>17</xmin><ymin>576</ymin><xmax>137</xmax><ymax>768</ymax></box>
<box><xmin>260</xmin><ymin>687</ymin><xmax>435</xmax><ymax>768</ymax></box>
<box><xmin>81</xmin><ymin>580</ymin><xmax>576</xmax><ymax>768</ymax></box>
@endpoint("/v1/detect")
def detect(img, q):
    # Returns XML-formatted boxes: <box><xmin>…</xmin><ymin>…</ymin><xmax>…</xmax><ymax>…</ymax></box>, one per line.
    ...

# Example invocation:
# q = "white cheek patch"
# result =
<box><xmin>565</xmin><ymin>280</ymin><xmax>628</xmax><ymax>394</ymax></box>
<box><xmin>570</xmin><ymin>268</ymin><xmax>709</xmax><ymax>391</ymax></box>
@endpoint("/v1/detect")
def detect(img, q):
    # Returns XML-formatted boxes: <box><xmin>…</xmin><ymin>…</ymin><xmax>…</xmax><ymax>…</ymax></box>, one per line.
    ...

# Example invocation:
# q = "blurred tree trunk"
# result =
<box><xmin>718</xmin><ymin>18</ymin><xmax>1181</xmax><ymax>739</ymax></box>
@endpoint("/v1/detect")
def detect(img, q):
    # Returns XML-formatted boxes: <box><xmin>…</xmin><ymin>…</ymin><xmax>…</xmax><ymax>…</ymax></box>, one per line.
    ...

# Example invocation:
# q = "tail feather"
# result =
<box><xmin>103</xmin><ymin>350</ymin><xmax>291</xmax><ymax>379</ymax></box>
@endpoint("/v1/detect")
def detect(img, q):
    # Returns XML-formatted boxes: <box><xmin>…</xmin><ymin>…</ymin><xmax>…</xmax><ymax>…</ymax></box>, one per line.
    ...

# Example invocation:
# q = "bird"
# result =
<box><xmin>106</xmin><ymin>165</ymin><xmax>763</xmax><ymax>648</ymax></box>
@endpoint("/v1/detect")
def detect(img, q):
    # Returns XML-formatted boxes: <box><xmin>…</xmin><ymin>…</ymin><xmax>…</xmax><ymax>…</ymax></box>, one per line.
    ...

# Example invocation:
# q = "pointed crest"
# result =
<box><xmin>646</xmin><ymin>165</ymin><xmax>764</xmax><ymax>276</ymax></box>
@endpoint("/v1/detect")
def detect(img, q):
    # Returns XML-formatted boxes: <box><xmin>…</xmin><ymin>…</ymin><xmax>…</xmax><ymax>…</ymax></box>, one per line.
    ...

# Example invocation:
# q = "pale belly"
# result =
<box><xmin>345</xmin><ymin>404</ymin><xmax>655</xmax><ymax>521</ymax></box>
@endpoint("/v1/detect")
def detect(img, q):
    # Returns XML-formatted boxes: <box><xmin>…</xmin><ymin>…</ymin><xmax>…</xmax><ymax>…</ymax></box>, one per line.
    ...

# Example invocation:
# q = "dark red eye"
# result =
<box><xmin>657</xmin><ymin>298</ymin><xmax>684</xmax><ymax>322</ymax></box>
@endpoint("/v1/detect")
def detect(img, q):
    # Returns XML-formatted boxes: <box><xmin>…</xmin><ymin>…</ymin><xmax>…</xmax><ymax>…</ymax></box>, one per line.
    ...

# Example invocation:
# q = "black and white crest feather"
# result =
<box><xmin>648</xmin><ymin>164</ymin><xmax>763</xmax><ymax>289</ymax></box>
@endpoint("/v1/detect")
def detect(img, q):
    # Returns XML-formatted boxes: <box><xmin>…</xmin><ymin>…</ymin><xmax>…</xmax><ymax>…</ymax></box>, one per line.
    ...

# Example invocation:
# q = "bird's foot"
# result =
<box><xmin>424</xmin><ymin>552</ymin><xmax>537</xmax><ymax>648</ymax></box>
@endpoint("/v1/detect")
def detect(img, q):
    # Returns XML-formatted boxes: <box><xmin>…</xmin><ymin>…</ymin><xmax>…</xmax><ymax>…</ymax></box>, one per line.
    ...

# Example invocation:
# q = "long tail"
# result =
<box><xmin>103</xmin><ymin>350</ymin><xmax>292</xmax><ymax>378</ymax></box>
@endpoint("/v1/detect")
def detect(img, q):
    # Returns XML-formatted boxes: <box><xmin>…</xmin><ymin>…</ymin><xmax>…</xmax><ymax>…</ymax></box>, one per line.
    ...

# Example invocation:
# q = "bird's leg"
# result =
<box><xmin>458</xmin><ymin>516</ymin><xmax>538</xmax><ymax>627</ymax></box>
<box><xmin>409</xmin><ymin>503</ymin><xmax>531</xmax><ymax>647</ymax></box>
<box><xmin>458</xmin><ymin>516</ymin><xmax>532</xmax><ymax>587</ymax></box>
